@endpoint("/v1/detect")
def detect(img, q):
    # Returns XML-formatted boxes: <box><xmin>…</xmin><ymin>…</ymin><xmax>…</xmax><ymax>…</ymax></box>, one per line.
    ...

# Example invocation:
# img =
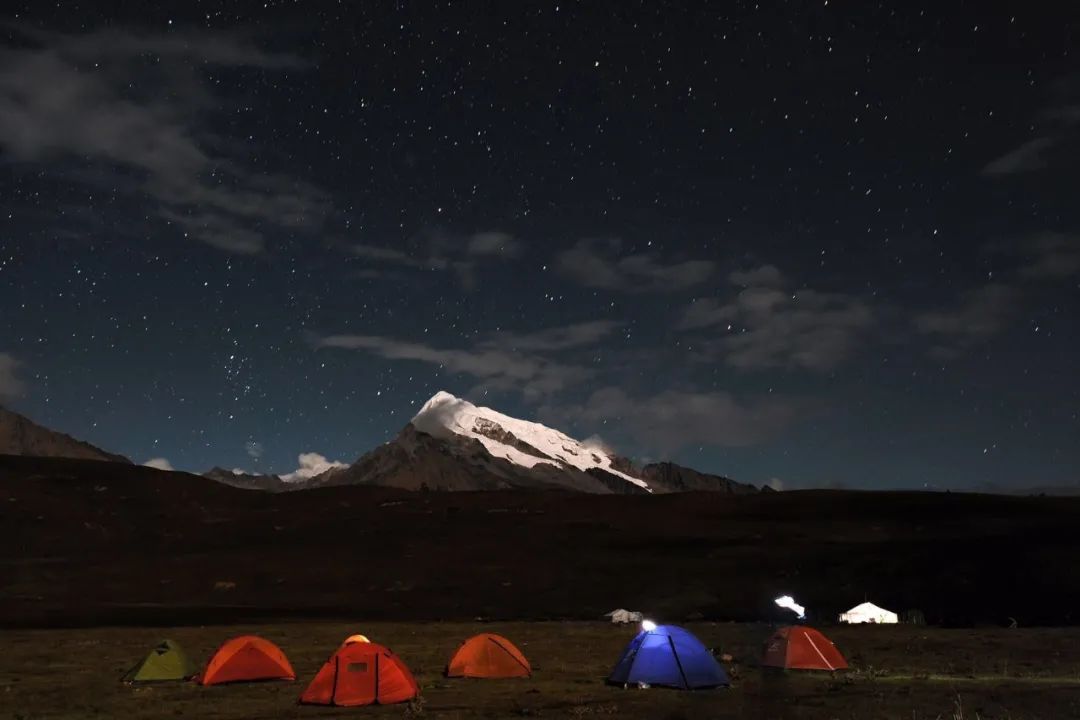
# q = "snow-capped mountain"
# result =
<box><xmin>307</xmin><ymin>391</ymin><xmax>760</xmax><ymax>495</ymax></box>
<box><xmin>412</xmin><ymin>391</ymin><xmax>650</xmax><ymax>490</ymax></box>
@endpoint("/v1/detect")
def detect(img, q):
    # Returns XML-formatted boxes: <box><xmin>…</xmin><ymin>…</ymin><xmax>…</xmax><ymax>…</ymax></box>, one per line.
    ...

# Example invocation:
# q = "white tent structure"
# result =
<box><xmin>839</xmin><ymin>602</ymin><xmax>898</xmax><ymax>624</ymax></box>
<box><xmin>604</xmin><ymin>609</ymin><xmax>643</xmax><ymax>624</ymax></box>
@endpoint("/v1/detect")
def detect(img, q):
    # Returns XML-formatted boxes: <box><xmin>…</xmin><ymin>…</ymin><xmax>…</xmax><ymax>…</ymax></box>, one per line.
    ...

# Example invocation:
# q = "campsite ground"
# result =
<box><xmin>2</xmin><ymin>622</ymin><xmax>1079</xmax><ymax>719</ymax></box>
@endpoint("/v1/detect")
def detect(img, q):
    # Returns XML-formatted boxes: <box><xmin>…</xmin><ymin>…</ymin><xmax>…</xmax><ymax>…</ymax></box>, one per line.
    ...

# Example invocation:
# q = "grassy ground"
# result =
<box><xmin>2</xmin><ymin>622</ymin><xmax>1079</xmax><ymax>719</ymax></box>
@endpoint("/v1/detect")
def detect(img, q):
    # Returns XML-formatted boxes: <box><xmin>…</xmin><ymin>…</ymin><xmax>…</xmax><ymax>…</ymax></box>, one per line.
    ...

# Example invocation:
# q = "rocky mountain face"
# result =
<box><xmin>0</xmin><ymin>406</ymin><xmax>130</xmax><ymax>464</ymax></box>
<box><xmin>306</xmin><ymin>391</ymin><xmax>760</xmax><ymax>495</ymax></box>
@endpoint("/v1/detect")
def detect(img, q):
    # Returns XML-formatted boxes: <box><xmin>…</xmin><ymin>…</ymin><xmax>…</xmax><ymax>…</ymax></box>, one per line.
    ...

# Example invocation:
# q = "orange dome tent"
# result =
<box><xmin>446</xmin><ymin>633</ymin><xmax>531</xmax><ymax>679</ymax></box>
<box><xmin>198</xmin><ymin>635</ymin><xmax>296</xmax><ymax>685</ymax></box>
<box><xmin>762</xmin><ymin>626</ymin><xmax>848</xmax><ymax>671</ymax></box>
<box><xmin>300</xmin><ymin>641</ymin><xmax>419</xmax><ymax>706</ymax></box>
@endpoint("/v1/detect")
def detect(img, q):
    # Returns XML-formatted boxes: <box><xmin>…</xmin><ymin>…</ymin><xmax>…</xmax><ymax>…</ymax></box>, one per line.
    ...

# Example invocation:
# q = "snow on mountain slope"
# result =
<box><xmin>412</xmin><ymin>391</ymin><xmax>651</xmax><ymax>491</ymax></box>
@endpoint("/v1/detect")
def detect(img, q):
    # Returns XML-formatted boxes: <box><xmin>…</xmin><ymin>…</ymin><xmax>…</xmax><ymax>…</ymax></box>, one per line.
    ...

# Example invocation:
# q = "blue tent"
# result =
<box><xmin>606</xmin><ymin>625</ymin><xmax>729</xmax><ymax>689</ymax></box>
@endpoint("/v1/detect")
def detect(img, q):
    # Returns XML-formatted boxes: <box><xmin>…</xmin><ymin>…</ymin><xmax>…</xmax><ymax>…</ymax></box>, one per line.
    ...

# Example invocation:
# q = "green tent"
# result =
<box><xmin>123</xmin><ymin>639</ymin><xmax>197</xmax><ymax>682</ymax></box>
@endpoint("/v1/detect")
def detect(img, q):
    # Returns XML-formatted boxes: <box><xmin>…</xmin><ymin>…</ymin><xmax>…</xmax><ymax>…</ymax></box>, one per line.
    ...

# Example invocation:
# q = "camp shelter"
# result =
<box><xmin>341</xmin><ymin>634</ymin><xmax>370</xmax><ymax>646</ymax></box>
<box><xmin>839</xmin><ymin>602</ymin><xmax>898</xmax><ymax>624</ymax></box>
<box><xmin>198</xmin><ymin>635</ymin><xmax>295</xmax><ymax>685</ymax></box>
<box><xmin>300</xmin><ymin>641</ymin><xmax>419</xmax><ymax>706</ymax></box>
<box><xmin>122</xmin><ymin>639</ymin><xmax>197</xmax><ymax>682</ymax></box>
<box><xmin>607</xmin><ymin>624</ymin><xmax>729</xmax><ymax>689</ymax></box>
<box><xmin>605</xmin><ymin>609</ymin><xmax>643</xmax><ymax>624</ymax></box>
<box><xmin>761</xmin><ymin>626</ymin><xmax>848</xmax><ymax>671</ymax></box>
<box><xmin>446</xmin><ymin>633</ymin><xmax>531</xmax><ymax>679</ymax></box>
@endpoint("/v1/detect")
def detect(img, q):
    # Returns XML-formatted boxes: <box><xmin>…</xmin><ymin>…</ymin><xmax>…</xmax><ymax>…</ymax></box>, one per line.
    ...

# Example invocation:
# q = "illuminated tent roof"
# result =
<box><xmin>838</xmin><ymin>602</ymin><xmax>898</xmax><ymax>624</ymax></box>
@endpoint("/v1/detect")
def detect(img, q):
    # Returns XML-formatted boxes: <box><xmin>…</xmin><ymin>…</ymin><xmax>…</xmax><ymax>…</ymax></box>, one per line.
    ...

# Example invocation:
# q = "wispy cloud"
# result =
<box><xmin>556</xmin><ymin>238</ymin><xmax>714</xmax><ymax>292</ymax></box>
<box><xmin>0</xmin><ymin>353</ymin><xmax>24</xmax><ymax>401</ymax></box>
<box><xmin>483</xmin><ymin>320</ymin><xmax>622</xmax><ymax>352</ymax></box>
<box><xmin>466</xmin><ymin>231</ymin><xmax>522</xmax><ymax>257</ymax></box>
<box><xmin>983</xmin><ymin>137</ymin><xmax>1056</xmax><ymax>176</ymax></box>
<box><xmin>680</xmin><ymin>266</ymin><xmax>874</xmax><ymax>371</ymax></box>
<box><xmin>914</xmin><ymin>284</ymin><xmax>1020</xmax><ymax>359</ymax></box>
<box><xmin>984</xmin><ymin>75</ymin><xmax>1080</xmax><ymax>178</ymax></box>
<box><xmin>316</xmin><ymin>329</ymin><xmax>594</xmax><ymax>400</ymax></box>
<box><xmin>541</xmin><ymin>387</ymin><xmax>799</xmax><ymax>454</ymax></box>
<box><xmin>0</xmin><ymin>25</ymin><xmax>327</xmax><ymax>254</ymax></box>
<box><xmin>1018</xmin><ymin>232</ymin><xmax>1080</xmax><ymax>279</ymax></box>
<box><xmin>348</xmin><ymin>230</ymin><xmax>521</xmax><ymax>287</ymax></box>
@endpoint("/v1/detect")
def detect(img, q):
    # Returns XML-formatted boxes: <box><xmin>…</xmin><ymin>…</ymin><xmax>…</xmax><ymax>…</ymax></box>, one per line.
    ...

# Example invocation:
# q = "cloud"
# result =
<box><xmin>767</xmin><ymin>478</ymin><xmax>784</xmax><ymax>491</ymax></box>
<box><xmin>542</xmin><ymin>387</ymin><xmax>798</xmax><ymax>453</ymax></box>
<box><xmin>280</xmin><ymin>452</ymin><xmax>347</xmax><ymax>482</ymax></box>
<box><xmin>316</xmin><ymin>324</ymin><xmax>598</xmax><ymax>400</ymax></box>
<box><xmin>484</xmin><ymin>320</ymin><xmax>622</xmax><ymax>352</ymax></box>
<box><xmin>983</xmin><ymin>137</ymin><xmax>1056</xmax><ymax>176</ymax></box>
<box><xmin>245</xmin><ymin>441</ymin><xmax>264</xmax><ymax>460</ymax></box>
<box><xmin>0</xmin><ymin>26</ymin><xmax>327</xmax><ymax>254</ymax></box>
<box><xmin>729</xmin><ymin>264</ymin><xmax>785</xmax><ymax>288</ymax></box>
<box><xmin>1018</xmin><ymin>232</ymin><xmax>1080</xmax><ymax>279</ymax></box>
<box><xmin>556</xmin><ymin>239</ymin><xmax>714</xmax><ymax>292</ymax></box>
<box><xmin>914</xmin><ymin>284</ymin><xmax>1020</xmax><ymax>358</ymax></box>
<box><xmin>680</xmin><ymin>267</ymin><xmax>875</xmax><ymax>371</ymax></box>
<box><xmin>143</xmin><ymin>457</ymin><xmax>174</xmax><ymax>471</ymax></box>
<box><xmin>348</xmin><ymin>230</ymin><xmax>520</xmax><ymax>287</ymax></box>
<box><xmin>467</xmin><ymin>231</ymin><xmax>522</xmax><ymax>257</ymax></box>
<box><xmin>0</xmin><ymin>353</ymin><xmax>25</xmax><ymax>401</ymax></box>
<box><xmin>349</xmin><ymin>244</ymin><xmax>430</xmax><ymax>269</ymax></box>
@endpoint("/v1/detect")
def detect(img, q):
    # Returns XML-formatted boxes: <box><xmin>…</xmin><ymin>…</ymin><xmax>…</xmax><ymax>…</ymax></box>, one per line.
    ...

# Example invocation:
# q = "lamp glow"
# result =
<box><xmin>774</xmin><ymin>595</ymin><xmax>806</xmax><ymax>619</ymax></box>
<box><xmin>641</xmin><ymin>619</ymin><xmax>657</xmax><ymax>632</ymax></box>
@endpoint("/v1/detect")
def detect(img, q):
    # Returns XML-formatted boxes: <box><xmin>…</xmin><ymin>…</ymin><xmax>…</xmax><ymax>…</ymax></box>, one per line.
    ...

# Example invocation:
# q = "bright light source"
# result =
<box><xmin>774</xmin><ymin>595</ymin><xmax>806</xmax><ymax>619</ymax></box>
<box><xmin>641</xmin><ymin>619</ymin><xmax>657</xmax><ymax>632</ymax></box>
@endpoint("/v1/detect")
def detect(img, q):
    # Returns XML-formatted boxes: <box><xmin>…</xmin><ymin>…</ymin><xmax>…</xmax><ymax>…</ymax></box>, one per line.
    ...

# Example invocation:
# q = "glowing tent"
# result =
<box><xmin>839</xmin><ymin>602</ymin><xmax>898</xmax><ymax>624</ymax></box>
<box><xmin>607</xmin><ymin>624</ymin><xmax>729</xmax><ymax>689</ymax></box>
<box><xmin>198</xmin><ymin>635</ymin><xmax>295</xmax><ymax>685</ymax></box>
<box><xmin>762</xmin><ymin>626</ymin><xmax>848</xmax><ymax>671</ymax></box>
<box><xmin>446</xmin><ymin>633</ymin><xmax>531</xmax><ymax>679</ymax></box>
<box><xmin>122</xmin><ymin>639</ymin><xmax>197</xmax><ymax>682</ymax></box>
<box><xmin>341</xmin><ymin>634</ymin><xmax>371</xmax><ymax>646</ymax></box>
<box><xmin>300</xmin><ymin>641</ymin><xmax>419</xmax><ymax>706</ymax></box>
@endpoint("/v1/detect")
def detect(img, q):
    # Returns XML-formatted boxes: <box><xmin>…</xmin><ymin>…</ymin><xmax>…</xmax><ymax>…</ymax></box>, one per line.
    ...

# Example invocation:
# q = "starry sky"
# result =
<box><xmin>1</xmin><ymin>2</ymin><xmax>1078</xmax><ymax>490</ymax></box>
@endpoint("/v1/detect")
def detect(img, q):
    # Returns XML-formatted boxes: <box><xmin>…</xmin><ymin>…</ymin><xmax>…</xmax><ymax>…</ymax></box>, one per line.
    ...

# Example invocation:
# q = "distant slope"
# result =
<box><xmin>203</xmin><ymin>467</ymin><xmax>295</xmax><ymax>492</ymax></box>
<box><xmin>0</xmin><ymin>406</ymin><xmax>130</xmax><ymax>463</ymax></box>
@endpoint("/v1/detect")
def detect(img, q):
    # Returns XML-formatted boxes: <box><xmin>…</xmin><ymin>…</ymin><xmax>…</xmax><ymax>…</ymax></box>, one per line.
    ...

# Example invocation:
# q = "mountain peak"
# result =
<box><xmin>410</xmin><ymin>390</ymin><xmax>650</xmax><ymax>491</ymax></box>
<box><xmin>417</xmin><ymin>390</ymin><xmax>460</xmax><ymax>415</ymax></box>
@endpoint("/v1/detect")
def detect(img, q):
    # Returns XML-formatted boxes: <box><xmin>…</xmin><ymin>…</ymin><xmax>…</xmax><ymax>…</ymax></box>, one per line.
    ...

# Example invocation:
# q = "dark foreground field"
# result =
<box><xmin>3</xmin><ymin>456</ymin><xmax>1080</xmax><ymax>628</ymax></box>
<box><xmin>2</xmin><ymin>622</ymin><xmax>1080</xmax><ymax>719</ymax></box>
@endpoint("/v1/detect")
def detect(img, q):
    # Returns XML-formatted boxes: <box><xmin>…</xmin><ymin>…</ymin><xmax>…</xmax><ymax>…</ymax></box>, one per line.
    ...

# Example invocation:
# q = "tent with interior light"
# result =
<box><xmin>300</xmin><ymin>641</ymin><xmax>419</xmax><ymax>706</ymax></box>
<box><xmin>122</xmin><ymin>639</ymin><xmax>197</xmax><ymax>682</ymax></box>
<box><xmin>839</xmin><ymin>602</ymin><xmax>898</xmax><ymax>624</ymax></box>
<box><xmin>607</xmin><ymin>624</ymin><xmax>729</xmax><ymax>689</ymax></box>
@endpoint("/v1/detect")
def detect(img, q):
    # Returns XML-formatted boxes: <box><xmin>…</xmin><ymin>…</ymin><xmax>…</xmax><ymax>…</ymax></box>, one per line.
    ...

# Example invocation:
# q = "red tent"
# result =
<box><xmin>300</xmin><ymin>641</ymin><xmax>418</xmax><ymax>706</ymax></box>
<box><xmin>762</xmin><ymin>626</ymin><xmax>848</xmax><ymax>671</ymax></box>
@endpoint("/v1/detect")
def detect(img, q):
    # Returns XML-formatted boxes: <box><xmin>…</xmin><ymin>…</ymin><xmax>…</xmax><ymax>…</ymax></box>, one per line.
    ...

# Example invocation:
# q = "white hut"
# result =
<box><xmin>839</xmin><ymin>601</ymin><xmax>898</xmax><ymax>624</ymax></box>
<box><xmin>604</xmin><ymin>609</ymin><xmax>643</xmax><ymax>624</ymax></box>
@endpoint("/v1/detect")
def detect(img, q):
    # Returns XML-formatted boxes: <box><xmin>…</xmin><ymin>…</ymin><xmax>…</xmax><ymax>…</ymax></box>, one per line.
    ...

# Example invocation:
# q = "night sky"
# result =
<box><xmin>2</xmin><ymin>3</ymin><xmax>1078</xmax><ymax>491</ymax></box>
